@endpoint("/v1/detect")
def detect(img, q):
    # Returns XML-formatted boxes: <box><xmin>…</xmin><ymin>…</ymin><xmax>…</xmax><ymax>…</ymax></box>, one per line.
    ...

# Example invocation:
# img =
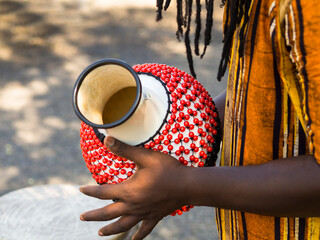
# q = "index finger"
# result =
<box><xmin>79</xmin><ymin>184</ymin><xmax>120</xmax><ymax>200</ymax></box>
<box><xmin>104</xmin><ymin>136</ymin><xmax>156</xmax><ymax>167</ymax></box>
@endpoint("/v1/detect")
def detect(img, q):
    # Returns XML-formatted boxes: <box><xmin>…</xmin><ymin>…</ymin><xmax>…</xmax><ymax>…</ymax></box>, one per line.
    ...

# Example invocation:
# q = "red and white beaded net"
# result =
<box><xmin>79</xmin><ymin>63</ymin><xmax>221</xmax><ymax>216</ymax></box>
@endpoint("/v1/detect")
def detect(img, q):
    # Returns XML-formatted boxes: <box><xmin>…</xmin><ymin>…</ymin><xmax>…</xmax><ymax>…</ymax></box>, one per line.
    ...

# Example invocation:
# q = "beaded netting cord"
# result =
<box><xmin>79</xmin><ymin>63</ymin><xmax>221</xmax><ymax>215</ymax></box>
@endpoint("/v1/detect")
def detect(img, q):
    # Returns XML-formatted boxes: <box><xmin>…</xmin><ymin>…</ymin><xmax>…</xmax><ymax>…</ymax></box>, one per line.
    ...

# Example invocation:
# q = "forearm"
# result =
<box><xmin>181</xmin><ymin>155</ymin><xmax>320</xmax><ymax>217</ymax></box>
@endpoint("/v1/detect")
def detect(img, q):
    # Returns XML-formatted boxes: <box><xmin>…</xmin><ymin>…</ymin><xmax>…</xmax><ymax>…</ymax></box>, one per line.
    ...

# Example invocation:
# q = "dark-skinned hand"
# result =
<box><xmin>79</xmin><ymin>136</ymin><xmax>189</xmax><ymax>240</ymax></box>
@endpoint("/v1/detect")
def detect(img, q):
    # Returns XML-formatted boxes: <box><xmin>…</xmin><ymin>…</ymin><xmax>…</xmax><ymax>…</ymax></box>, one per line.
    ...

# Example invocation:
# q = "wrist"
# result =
<box><xmin>175</xmin><ymin>166</ymin><xmax>205</xmax><ymax>206</ymax></box>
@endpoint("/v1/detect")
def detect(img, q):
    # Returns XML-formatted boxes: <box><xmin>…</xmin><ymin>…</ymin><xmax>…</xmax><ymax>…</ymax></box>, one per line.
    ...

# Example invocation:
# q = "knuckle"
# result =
<box><xmin>117</xmin><ymin>221</ymin><xmax>130</xmax><ymax>233</ymax></box>
<box><xmin>113</xmin><ymin>141</ymin><xmax>127</xmax><ymax>157</ymax></box>
<box><xmin>101</xmin><ymin>211</ymin><xmax>111</xmax><ymax>221</ymax></box>
<box><xmin>95</xmin><ymin>186</ymin><xmax>105</xmax><ymax>199</ymax></box>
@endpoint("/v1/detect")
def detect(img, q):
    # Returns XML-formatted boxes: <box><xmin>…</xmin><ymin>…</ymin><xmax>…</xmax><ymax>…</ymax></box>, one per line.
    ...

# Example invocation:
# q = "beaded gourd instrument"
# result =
<box><xmin>76</xmin><ymin>61</ymin><xmax>221</xmax><ymax>215</ymax></box>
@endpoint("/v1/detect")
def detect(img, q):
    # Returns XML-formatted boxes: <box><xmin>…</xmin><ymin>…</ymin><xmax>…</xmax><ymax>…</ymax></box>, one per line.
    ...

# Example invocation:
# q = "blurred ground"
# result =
<box><xmin>0</xmin><ymin>0</ymin><xmax>227</xmax><ymax>239</ymax></box>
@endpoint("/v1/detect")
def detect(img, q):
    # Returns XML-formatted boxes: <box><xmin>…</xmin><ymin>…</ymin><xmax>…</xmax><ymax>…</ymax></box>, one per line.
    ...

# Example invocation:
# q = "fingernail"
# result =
<box><xmin>98</xmin><ymin>231</ymin><xmax>104</xmax><ymax>236</ymax></box>
<box><xmin>79</xmin><ymin>186</ymin><xmax>84</xmax><ymax>193</ymax></box>
<box><xmin>104</xmin><ymin>136</ymin><xmax>114</xmax><ymax>148</ymax></box>
<box><xmin>80</xmin><ymin>215</ymin><xmax>84</xmax><ymax>221</ymax></box>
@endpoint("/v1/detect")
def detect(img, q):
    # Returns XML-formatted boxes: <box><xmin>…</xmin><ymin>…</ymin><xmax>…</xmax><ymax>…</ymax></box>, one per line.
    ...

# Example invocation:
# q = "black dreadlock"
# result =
<box><xmin>156</xmin><ymin>0</ymin><xmax>252</xmax><ymax>81</ymax></box>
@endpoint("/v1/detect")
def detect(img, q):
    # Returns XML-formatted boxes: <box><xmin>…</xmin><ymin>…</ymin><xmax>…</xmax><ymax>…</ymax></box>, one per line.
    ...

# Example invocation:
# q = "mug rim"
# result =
<box><xmin>72</xmin><ymin>58</ymin><xmax>142</xmax><ymax>129</ymax></box>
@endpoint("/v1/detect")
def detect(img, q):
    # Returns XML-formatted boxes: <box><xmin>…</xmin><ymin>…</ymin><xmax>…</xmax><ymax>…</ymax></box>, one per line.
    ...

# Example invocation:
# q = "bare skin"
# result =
<box><xmin>80</xmin><ymin>90</ymin><xmax>320</xmax><ymax>239</ymax></box>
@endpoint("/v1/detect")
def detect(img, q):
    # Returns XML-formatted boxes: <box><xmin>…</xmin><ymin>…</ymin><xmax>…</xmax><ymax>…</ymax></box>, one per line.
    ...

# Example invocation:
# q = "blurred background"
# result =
<box><xmin>0</xmin><ymin>0</ymin><xmax>227</xmax><ymax>239</ymax></box>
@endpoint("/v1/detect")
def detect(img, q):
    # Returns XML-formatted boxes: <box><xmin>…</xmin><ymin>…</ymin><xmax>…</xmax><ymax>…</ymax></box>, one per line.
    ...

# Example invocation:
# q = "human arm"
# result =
<box><xmin>80</xmin><ymin>136</ymin><xmax>320</xmax><ymax>239</ymax></box>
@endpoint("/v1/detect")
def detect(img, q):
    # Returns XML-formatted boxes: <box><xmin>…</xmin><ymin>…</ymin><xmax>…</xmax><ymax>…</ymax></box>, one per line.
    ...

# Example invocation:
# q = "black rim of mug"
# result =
<box><xmin>72</xmin><ymin>58</ymin><xmax>142</xmax><ymax>129</ymax></box>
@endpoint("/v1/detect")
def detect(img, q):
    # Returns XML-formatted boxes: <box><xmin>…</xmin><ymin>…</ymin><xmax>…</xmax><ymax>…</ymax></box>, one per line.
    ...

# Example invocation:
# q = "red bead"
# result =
<box><xmin>130</xmin><ymin>163</ymin><xmax>136</xmax><ymax>169</ymax></box>
<box><xmin>198</xmin><ymin>162</ymin><xmax>205</xmax><ymax>167</ymax></box>
<box><xmin>179</xmin><ymin>146</ymin><xmax>185</xmax><ymax>151</ymax></box>
<box><xmin>184</xmin><ymin>149</ymin><xmax>190</xmax><ymax>154</ymax></box>
<box><xmin>162</xmin><ymin>129</ymin><xmax>168</xmax><ymax>135</ymax></box>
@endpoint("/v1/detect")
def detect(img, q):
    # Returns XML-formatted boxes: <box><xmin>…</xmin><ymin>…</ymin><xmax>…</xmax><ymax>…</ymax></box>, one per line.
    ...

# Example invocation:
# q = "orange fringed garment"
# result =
<box><xmin>217</xmin><ymin>0</ymin><xmax>320</xmax><ymax>239</ymax></box>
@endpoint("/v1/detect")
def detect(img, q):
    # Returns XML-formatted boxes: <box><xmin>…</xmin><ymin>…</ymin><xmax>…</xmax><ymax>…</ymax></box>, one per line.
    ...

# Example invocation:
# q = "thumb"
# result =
<box><xmin>104</xmin><ymin>136</ymin><xmax>153</xmax><ymax>167</ymax></box>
